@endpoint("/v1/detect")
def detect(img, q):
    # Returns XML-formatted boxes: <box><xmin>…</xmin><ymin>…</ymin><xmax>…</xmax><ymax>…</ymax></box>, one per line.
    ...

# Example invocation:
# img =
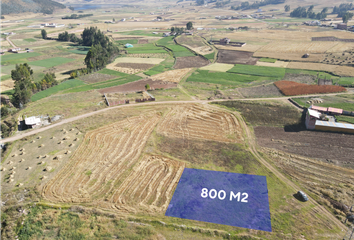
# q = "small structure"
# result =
<box><xmin>327</xmin><ymin>107</ymin><xmax>343</xmax><ymax>116</ymax></box>
<box><xmin>124</xmin><ymin>43</ymin><xmax>134</xmax><ymax>48</ymax></box>
<box><xmin>315</xmin><ymin>120</ymin><xmax>354</xmax><ymax>134</ymax></box>
<box><xmin>24</xmin><ymin>116</ymin><xmax>41</xmax><ymax>128</ymax></box>
<box><xmin>163</xmin><ymin>32</ymin><xmax>171</xmax><ymax>37</ymax></box>
<box><xmin>318</xmin><ymin>78</ymin><xmax>332</xmax><ymax>86</ymax></box>
<box><xmin>336</xmin><ymin>23</ymin><xmax>347</xmax><ymax>30</ymax></box>
<box><xmin>302</xmin><ymin>53</ymin><xmax>310</xmax><ymax>58</ymax></box>
<box><xmin>8</xmin><ymin>48</ymin><xmax>21</xmax><ymax>53</ymax></box>
<box><xmin>305</xmin><ymin>109</ymin><xmax>321</xmax><ymax>130</ymax></box>
<box><xmin>220</xmin><ymin>38</ymin><xmax>230</xmax><ymax>44</ymax></box>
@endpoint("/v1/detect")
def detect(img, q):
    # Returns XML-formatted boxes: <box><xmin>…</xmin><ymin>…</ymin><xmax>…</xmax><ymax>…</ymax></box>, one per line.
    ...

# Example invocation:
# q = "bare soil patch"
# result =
<box><xmin>138</xmin><ymin>39</ymin><xmax>149</xmax><ymax>44</ymax></box>
<box><xmin>79</xmin><ymin>73</ymin><xmax>117</xmax><ymax>84</ymax></box>
<box><xmin>312</xmin><ymin>37</ymin><xmax>354</xmax><ymax>42</ymax></box>
<box><xmin>217</xmin><ymin>50</ymin><xmax>257</xmax><ymax>65</ymax></box>
<box><xmin>255</xmin><ymin>126</ymin><xmax>354</xmax><ymax>169</ymax></box>
<box><xmin>98</xmin><ymin>79</ymin><xmax>177</xmax><ymax>94</ymax></box>
<box><xmin>115</xmin><ymin>62</ymin><xmax>155</xmax><ymax>70</ymax></box>
<box><xmin>150</xmin><ymin>68</ymin><xmax>193</xmax><ymax>83</ymax></box>
<box><xmin>174</xmin><ymin>56</ymin><xmax>209</xmax><ymax>69</ymax></box>
<box><xmin>283</xmin><ymin>73</ymin><xmax>317</xmax><ymax>85</ymax></box>
<box><xmin>238</xmin><ymin>84</ymin><xmax>283</xmax><ymax>98</ymax></box>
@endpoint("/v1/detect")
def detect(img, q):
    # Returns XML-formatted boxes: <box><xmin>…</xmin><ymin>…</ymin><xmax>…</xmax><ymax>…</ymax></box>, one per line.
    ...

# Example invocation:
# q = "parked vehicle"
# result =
<box><xmin>297</xmin><ymin>191</ymin><xmax>308</xmax><ymax>201</ymax></box>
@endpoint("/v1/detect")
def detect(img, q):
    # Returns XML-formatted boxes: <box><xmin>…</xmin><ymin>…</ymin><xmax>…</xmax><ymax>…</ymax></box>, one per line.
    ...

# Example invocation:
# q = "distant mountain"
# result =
<box><xmin>1</xmin><ymin>0</ymin><xmax>66</xmax><ymax>15</ymax></box>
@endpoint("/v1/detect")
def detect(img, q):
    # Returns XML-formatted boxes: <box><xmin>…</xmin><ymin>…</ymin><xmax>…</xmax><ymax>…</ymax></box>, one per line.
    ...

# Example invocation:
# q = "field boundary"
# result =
<box><xmin>173</xmin><ymin>37</ymin><xmax>211</xmax><ymax>64</ymax></box>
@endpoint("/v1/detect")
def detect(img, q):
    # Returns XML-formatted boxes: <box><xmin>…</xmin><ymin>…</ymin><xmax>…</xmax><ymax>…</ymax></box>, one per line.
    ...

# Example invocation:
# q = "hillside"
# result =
<box><xmin>1</xmin><ymin>0</ymin><xmax>66</xmax><ymax>15</ymax></box>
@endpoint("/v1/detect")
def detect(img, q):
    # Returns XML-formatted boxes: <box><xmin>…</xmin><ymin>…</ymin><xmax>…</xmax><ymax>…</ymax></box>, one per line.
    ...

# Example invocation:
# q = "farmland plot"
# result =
<box><xmin>42</xmin><ymin>114</ymin><xmax>184</xmax><ymax>213</ymax></box>
<box><xmin>199</xmin><ymin>63</ymin><xmax>234</xmax><ymax>72</ymax></box>
<box><xmin>257</xmin><ymin>41</ymin><xmax>339</xmax><ymax>54</ymax></box>
<box><xmin>173</xmin><ymin>56</ymin><xmax>209</xmax><ymax>69</ymax></box>
<box><xmin>217</xmin><ymin>50</ymin><xmax>257</xmax><ymax>65</ymax></box>
<box><xmin>156</xmin><ymin>105</ymin><xmax>243</xmax><ymax>143</ymax></box>
<box><xmin>150</xmin><ymin>68</ymin><xmax>193</xmax><ymax>83</ymax></box>
<box><xmin>175</xmin><ymin>35</ymin><xmax>213</xmax><ymax>55</ymax></box>
<box><xmin>274</xmin><ymin>81</ymin><xmax>346</xmax><ymax>96</ymax></box>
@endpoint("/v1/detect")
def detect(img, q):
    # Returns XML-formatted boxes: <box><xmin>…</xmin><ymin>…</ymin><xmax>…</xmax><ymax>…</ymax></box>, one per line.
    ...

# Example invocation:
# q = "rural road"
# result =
<box><xmin>6</xmin><ymin>35</ymin><xmax>17</xmax><ymax>48</ymax></box>
<box><xmin>1</xmin><ymin>91</ymin><xmax>352</xmax><ymax>144</ymax></box>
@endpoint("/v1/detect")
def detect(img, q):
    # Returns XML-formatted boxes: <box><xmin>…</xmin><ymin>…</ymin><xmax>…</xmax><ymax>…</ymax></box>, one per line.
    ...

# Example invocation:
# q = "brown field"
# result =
<box><xmin>174</xmin><ymin>56</ymin><xmax>209</xmax><ymax>69</ymax></box>
<box><xmin>126</xmin><ymin>53</ymin><xmax>170</xmax><ymax>58</ymax></box>
<box><xmin>115</xmin><ymin>62</ymin><xmax>155</xmax><ymax>70</ymax></box>
<box><xmin>175</xmin><ymin>35</ymin><xmax>213</xmax><ymax>55</ymax></box>
<box><xmin>257</xmin><ymin>41</ymin><xmax>338</xmax><ymax>54</ymax></box>
<box><xmin>217</xmin><ymin>50</ymin><xmax>257</xmax><ymax>65</ymax></box>
<box><xmin>216</xmin><ymin>44</ymin><xmax>264</xmax><ymax>52</ymax></box>
<box><xmin>255</xmin><ymin>126</ymin><xmax>354</xmax><ymax>168</ymax></box>
<box><xmin>156</xmin><ymin>105</ymin><xmax>243</xmax><ymax>143</ymax></box>
<box><xmin>253</xmin><ymin>52</ymin><xmax>325</xmax><ymax>62</ymax></box>
<box><xmin>0</xmin><ymin>79</ymin><xmax>14</xmax><ymax>92</ymax></box>
<box><xmin>274</xmin><ymin>81</ymin><xmax>346</xmax><ymax>96</ymax></box>
<box><xmin>256</xmin><ymin>60</ymin><xmax>289</xmax><ymax>68</ymax></box>
<box><xmin>262</xmin><ymin>147</ymin><xmax>354</xmax><ymax>219</ymax></box>
<box><xmin>98</xmin><ymin>79</ymin><xmax>177</xmax><ymax>94</ymax></box>
<box><xmin>42</xmin><ymin>114</ymin><xmax>185</xmax><ymax>213</ymax></box>
<box><xmin>137</xmin><ymin>39</ymin><xmax>149</xmax><ymax>44</ymax></box>
<box><xmin>79</xmin><ymin>73</ymin><xmax>117</xmax><ymax>84</ymax></box>
<box><xmin>238</xmin><ymin>84</ymin><xmax>283</xmax><ymax>98</ymax></box>
<box><xmin>150</xmin><ymin>68</ymin><xmax>193</xmax><ymax>83</ymax></box>
<box><xmin>287</xmin><ymin>62</ymin><xmax>354</xmax><ymax>77</ymax></box>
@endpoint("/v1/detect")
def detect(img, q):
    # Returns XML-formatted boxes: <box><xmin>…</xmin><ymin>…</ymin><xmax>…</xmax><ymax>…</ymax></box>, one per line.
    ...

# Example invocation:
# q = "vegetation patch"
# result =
<box><xmin>258</xmin><ymin>58</ymin><xmax>277</xmax><ymax>63</ymax></box>
<box><xmin>227</xmin><ymin>64</ymin><xmax>285</xmax><ymax>79</ymax></box>
<box><xmin>31</xmin><ymin>79</ymin><xmax>86</xmax><ymax>101</ymax></box>
<box><xmin>30</xmin><ymin>57</ymin><xmax>75</xmax><ymax>68</ymax></box>
<box><xmin>1</xmin><ymin>52</ymin><xmax>41</xmax><ymax>64</ymax></box>
<box><xmin>126</xmin><ymin>44</ymin><xmax>167</xmax><ymax>54</ymax></box>
<box><xmin>204</xmin><ymin>52</ymin><xmax>215</xmax><ymax>60</ymax></box>
<box><xmin>186</xmin><ymin>70</ymin><xmax>268</xmax><ymax>86</ymax></box>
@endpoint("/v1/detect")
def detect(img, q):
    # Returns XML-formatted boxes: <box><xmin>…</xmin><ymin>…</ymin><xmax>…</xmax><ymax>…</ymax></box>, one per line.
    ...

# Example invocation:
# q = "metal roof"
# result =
<box><xmin>310</xmin><ymin>105</ymin><xmax>327</xmax><ymax>112</ymax></box>
<box><xmin>25</xmin><ymin>116</ymin><xmax>41</xmax><ymax>125</ymax></box>
<box><xmin>315</xmin><ymin>120</ymin><xmax>354</xmax><ymax>130</ymax></box>
<box><xmin>308</xmin><ymin>109</ymin><xmax>321</xmax><ymax>119</ymax></box>
<box><xmin>327</xmin><ymin>107</ymin><xmax>343</xmax><ymax>114</ymax></box>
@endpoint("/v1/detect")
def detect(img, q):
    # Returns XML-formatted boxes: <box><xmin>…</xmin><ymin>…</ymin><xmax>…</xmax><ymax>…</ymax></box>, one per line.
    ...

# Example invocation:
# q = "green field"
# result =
<box><xmin>31</xmin><ymin>79</ymin><xmax>86</xmax><ymax>101</ymax></box>
<box><xmin>120</xmin><ymin>30</ymin><xmax>163</xmax><ymax>37</ymax></box>
<box><xmin>97</xmin><ymin>68</ymin><xmax>131</xmax><ymax>77</ymax></box>
<box><xmin>63</xmin><ymin>75</ymin><xmax>142</xmax><ymax>93</ymax></box>
<box><xmin>156</xmin><ymin>36</ymin><xmax>175</xmax><ymax>46</ymax></box>
<box><xmin>337</xmin><ymin>77</ymin><xmax>354</xmax><ymax>86</ymax></box>
<box><xmin>204</xmin><ymin>52</ymin><xmax>215</xmax><ymax>60</ymax></box>
<box><xmin>186</xmin><ymin>70</ymin><xmax>269</xmax><ymax>86</ymax></box>
<box><xmin>228</xmin><ymin>64</ymin><xmax>285</xmax><ymax>79</ymax></box>
<box><xmin>1</xmin><ymin>52</ymin><xmax>41</xmax><ymax>64</ymax></box>
<box><xmin>285</xmin><ymin>68</ymin><xmax>339</xmax><ymax>80</ymax></box>
<box><xmin>144</xmin><ymin>57</ymin><xmax>174</xmax><ymax>76</ymax></box>
<box><xmin>30</xmin><ymin>57</ymin><xmax>75</xmax><ymax>68</ymax></box>
<box><xmin>1</xmin><ymin>75</ymin><xmax>11</xmax><ymax>81</ymax></box>
<box><xmin>259</xmin><ymin>58</ymin><xmax>277</xmax><ymax>63</ymax></box>
<box><xmin>126</xmin><ymin>43</ymin><xmax>167</xmax><ymax>54</ymax></box>
<box><xmin>67</xmin><ymin>46</ymin><xmax>90</xmax><ymax>55</ymax></box>
<box><xmin>23</xmin><ymin>38</ymin><xmax>37</xmax><ymax>42</ymax></box>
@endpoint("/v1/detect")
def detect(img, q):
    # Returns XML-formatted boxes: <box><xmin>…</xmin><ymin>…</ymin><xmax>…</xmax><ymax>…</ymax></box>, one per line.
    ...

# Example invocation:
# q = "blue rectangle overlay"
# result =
<box><xmin>165</xmin><ymin>168</ymin><xmax>272</xmax><ymax>232</ymax></box>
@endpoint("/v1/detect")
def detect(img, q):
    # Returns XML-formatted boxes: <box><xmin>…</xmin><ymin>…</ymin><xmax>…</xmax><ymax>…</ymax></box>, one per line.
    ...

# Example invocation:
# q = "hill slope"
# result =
<box><xmin>1</xmin><ymin>0</ymin><xmax>66</xmax><ymax>15</ymax></box>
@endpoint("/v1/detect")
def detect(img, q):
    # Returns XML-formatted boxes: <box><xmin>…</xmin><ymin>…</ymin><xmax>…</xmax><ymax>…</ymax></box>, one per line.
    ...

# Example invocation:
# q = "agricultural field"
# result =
<box><xmin>175</xmin><ymin>35</ymin><xmax>213</xmax><ymax>55</ymax></box>
<box><xmin>173</xmin><ymin>56</ymin><xmax>209</xmax><ymax>69</ymax></box>
<box><xmin>79</xmin><ymin>73</ymin><xmax>117</xmax><ymax>84</ymax></box>
<box><xmin>238</xmin><ymin>84</ymin><xmax>284</xmax><ymax>98</ymax></box>
<box><xmin>149</xmin><ymin>68</ymin><xmax>193</xmax><ymax>83</ymax></box>
<box><xmin>217</xmin><ymin>50</ymin><xmax>257</xmax><ymax>65</ymax></box>
<box><xmin>199</xmin><ymin>63</ymin><xmax>234</xmax><ymax>72</ymax></box>
<box><xmin>227</xmin><ymin>64</ymin><xmax>286</xmax><ymax>79</ymax></box>
<box><xmin>274</xmin><ymin>81</ymin><xmax>347</xmax><ymax>96</ymax></box>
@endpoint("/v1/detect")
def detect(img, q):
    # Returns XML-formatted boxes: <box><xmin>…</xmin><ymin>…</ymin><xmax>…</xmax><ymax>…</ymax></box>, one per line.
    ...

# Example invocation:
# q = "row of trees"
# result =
<box><xmin>232</xmin><ymin>0</ymin><xmax>285</xmax><ymax>10</ymax></box>
<box><xmin>10</xmin><ymin>63</ymin><xmax>57</xmax><ymax>108</ymax></box>
<box><xmin>62</xmin><ymin>13</ymin><xmax>93</xmax><ymax>19</ymax></box>
<box><xmin>290</xmin><ymin>6</ymin><xmax>328</xmax><ymax>20</ymax></box>
<box><xmin>58</xmin><ymin>31</ymin><xmax>80</xmax><ymax>43</ymax></box>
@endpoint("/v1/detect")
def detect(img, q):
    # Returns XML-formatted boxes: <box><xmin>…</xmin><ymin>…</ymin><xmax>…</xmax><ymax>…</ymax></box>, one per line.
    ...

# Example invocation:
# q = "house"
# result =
<box><xmin>315</xmin><ymin>120</ymin><xmax>354</xmax><ymax>134</ymax></box>
<box><xmin>185</xmin><ymin>31</ymin><xmax>193</xmax><ymax>35</ymax></box>
<box><xmin>309</xmin><ymin>105</ymin><xmax>327</xmax><ymax>113</ymax></box>
<box><xmin>336</xmin><ymin>23</ymin><xmax>347</xmax><ymax>30</ymax></box>
<box><xmin>25</xmin><ymin>116</ymin><xmax>41</xmax><ymax>128</ymax></box>
<box><xmin>220</xmin><ymin>38</ymin><xmax>230</xmax><ymax>44</ymax></box>
<box><xmin>124</xmin><ymin>43</ymin><xmax>133</xmax><ymax>48</ymax></box>
<box><xmin>8</xmin><ymin>48</ymin><xmax>21</xmax><ymax>53</ymax></box>
<box><xmin>317</xmin><ymin>78</ymin><xmax>332</xmax><ymax>85</ymax></box>
<box><xmin>305</xmin><ymin>109</ymin><xmax>321</xmax><ymax>129</ymax></box>
<box><xmin>163</xmin><ymin>32</ymin><xmax>171</xmax><ymax>37</ymax></box>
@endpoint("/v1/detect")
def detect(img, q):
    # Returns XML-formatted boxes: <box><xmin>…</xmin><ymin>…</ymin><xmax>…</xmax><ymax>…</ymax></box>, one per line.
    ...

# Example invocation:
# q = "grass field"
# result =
<box><xmin>144</xmin><ymin>57</ymin><xmax>175</xmax><ymax>76</ymax></box>
<box><xmin>186</xmin><ymin>70</ymin><xmax>269</xmax><ymax>86</ymax></box>
<box><xmin>67</xmin><ymin>46</ymin><xmax>90</xmax><ymax>55</ymax></box>
<box><xmin>126</xmin><ymin>43</ymin><xmax>167</xmax><ymax>54</ymax></box>
<box><xmin>337</xmin><ymin>77</ymin><xmax>354</xmax><ymax>86</ymax></box>
<box><xmin>31</xmin><ymin>79</ymin><xmax>86</xmax><ymax>101</ymax></box>
<box><xmin>1</xmin><ymin>52</ymin><xmax>41</xmax><ymax>64</ymax></box>
<box><xmin>120</xmin><ymin>30</ymin><xmax>163</xmax><ymax>37</ymax></box>
<box><xmin>23</xmin><ymin>38</ymin><xmax>37</xmax><ymax>42</ymax></box>
<box><xmin>97</xmin><ymin>68</ymin><xmax>131</xmax><ymax>77</ymax></box>
<box><xmin>199</xmin><ymin>63</ymin><xmax>234</xmax><ymax>72</ymax></box>
<box><xmin>156</xmin><ymin>36</ymin><xmax>195</xmax><ymax>57</ymax></box>
<box><xmin>284</xmin><ymin>69</ymin><xmax>339</xmax><ymax>81</ymax></box>
<box><xmin>63</xmin><ymin>75</ymin><xmax>142</xmax><ymax>93</ymax></box>
<box><xmin>204</xmin><ymin>52</ymin><xmax>215</xmax><ymax>60</ymax></box>
<box><xmin>29</xmin><ymin>57</ymin><xmax>75</xmax><ymax>68</ymax></box>
<box><xmin>228</xmin><ymin>64</ymin><xmax>285</xmax><ymax>79</ymax></box>
<box><xmin>259</xmin><ymin>58</ymin><xmax>277</xmax><ymax>63</ymax></box>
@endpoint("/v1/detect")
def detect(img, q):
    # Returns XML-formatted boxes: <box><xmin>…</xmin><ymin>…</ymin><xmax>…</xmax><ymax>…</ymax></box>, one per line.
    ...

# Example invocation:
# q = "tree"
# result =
<box><xmin>113</xmin><ymin>18</ymin><xmax>115</xmax><ymax>22</ymax></box>
<box><xmin>11</xmin><ymin>64</ymin><xmax>33</xmax><ymax>108</ymax></box>
<box><xmin>41</xmin><ymin>29</ymin><xmax>47</xmax><ymax>39</ymax></box>
<box><xmin>145</xmin><ymin>84</ymin><xmax>150</xmax><ymax>90</ymax></box>
<box><xmin>342</xmin><ymin>11</ymin><xmax>354</xmax><ymax>23</ymax></box>
<box><xmin>307</xmin><ymin>5</ymin><xmax>314</xmax><ymax>13</ymax></box>
<box><xmin>321</xmin><ymin>7</ymin><xmax>328</xmax><ymax>14</ymax></box>
<box><xmin>284</xmin><ymin>5</ymin><xmax>290</xmax><ymax>12</ymax></box>
<box><xmin>186</xmin><ymin>21</ymin><xmax>193</xmax><ymax>30</ymax></box>
<box><xmin>171</xmin><ymin>26</ymin><xmax>175</xmax><ymax>32</ymax></box>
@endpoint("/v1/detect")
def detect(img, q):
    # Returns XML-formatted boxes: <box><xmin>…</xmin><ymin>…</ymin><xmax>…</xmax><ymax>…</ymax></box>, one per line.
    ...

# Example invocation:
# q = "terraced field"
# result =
<box><xmin>157</xmin><ymin>105</ymin><xmax>243</xmax><ymax>143</ymax></box>
<box><xmin>42</xmin><ymin>114</ymin><xmax>184</xmax><ymax>213</ymax></box>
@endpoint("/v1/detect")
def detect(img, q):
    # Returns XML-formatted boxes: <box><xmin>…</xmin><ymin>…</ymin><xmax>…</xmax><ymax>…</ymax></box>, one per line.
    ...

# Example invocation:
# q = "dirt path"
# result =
<box><xmin>2</xmin><ymin>91</ymin><xmax>351</xmax><ymax>144</ymax></box>
<box><xmin>6</xmin><ymin>36</ymin><xmax>17</xmax><ymax>48</ymax></box>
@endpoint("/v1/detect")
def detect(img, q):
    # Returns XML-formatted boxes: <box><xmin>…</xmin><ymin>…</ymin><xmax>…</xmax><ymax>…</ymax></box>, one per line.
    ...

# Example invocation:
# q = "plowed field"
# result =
<box><xmin>157</xmin><ymin>105</ymin><xmax>243</xmax><ymax>143</ymax></box>
<box><xmin>274</xmin><ymin>81</ymin><xmax>346</xmax><ymax>96</ymax></box>
<box><xmin>42</xmin><ymin>114</ymin><xmax>185</xmax><ymax>213</ymax></box>
<box><xmin>217</xmin><ymin>50</ymin><xmax>257</xmax><ymax>65</ymax></box>
<box><xmin>150</xmin><ymin>68</ymin><xmax>193</xmax><ymax>83</ymax></box>
<box><xmin>173</xmin><ymin>56</ymin><xmax>209</xmax><ymax>69</ymax></box>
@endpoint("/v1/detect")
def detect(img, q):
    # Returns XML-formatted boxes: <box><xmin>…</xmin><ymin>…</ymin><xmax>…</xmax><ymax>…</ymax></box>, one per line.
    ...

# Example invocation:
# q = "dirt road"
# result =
<box><xmin>6</xmin><ymin>35</ymin><xmax>17</xmax><ymax>48</ymax></box>
<box><xmin>2</xmin><ymin>91</ymin><xmax>352</xmax><ymax>144</ymax></box>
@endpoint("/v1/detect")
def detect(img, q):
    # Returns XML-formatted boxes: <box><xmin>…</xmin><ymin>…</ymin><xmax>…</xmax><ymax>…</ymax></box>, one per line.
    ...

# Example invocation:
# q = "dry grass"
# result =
<box><xmin>106</xmin><ymin>57</ymin><xmax>165</xmax><ymax>72</ymax></box>
<box><xmin>287</xmin><ymin>62</ymin><xmax>354</xmax><ymax>77</ymax></box>
<box><xmin>257</xmin><ymin>41</ymin><xmax>338</xmax><ymax>54</ymax></box>
<box><xmin>199</xmin><ymin>63</ymin><xmax>234</xmax><ymax>72</ymax></box>
<box><xmin>216</xmin><ymin>44</ymin><xmax>264</xmax><ymax>52</ymax></box>
<box><xmin>253</xmin><ymin>52</ymin><xmax>325</xmax><ymax>62</ymax></box>
<box><xmin>149</xmin><ymin>68</ymin><xmax>193</xmax><ymax>83</ymax></box>
<box><xmin>256</xmin><ymin>60</ymin><xmax>289</xmax><ymax>68</ymax></box>
<box><xmin>0</xmin><ymin>79</ymin><xmax>14</xmax><ymax>92</ymax></box>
